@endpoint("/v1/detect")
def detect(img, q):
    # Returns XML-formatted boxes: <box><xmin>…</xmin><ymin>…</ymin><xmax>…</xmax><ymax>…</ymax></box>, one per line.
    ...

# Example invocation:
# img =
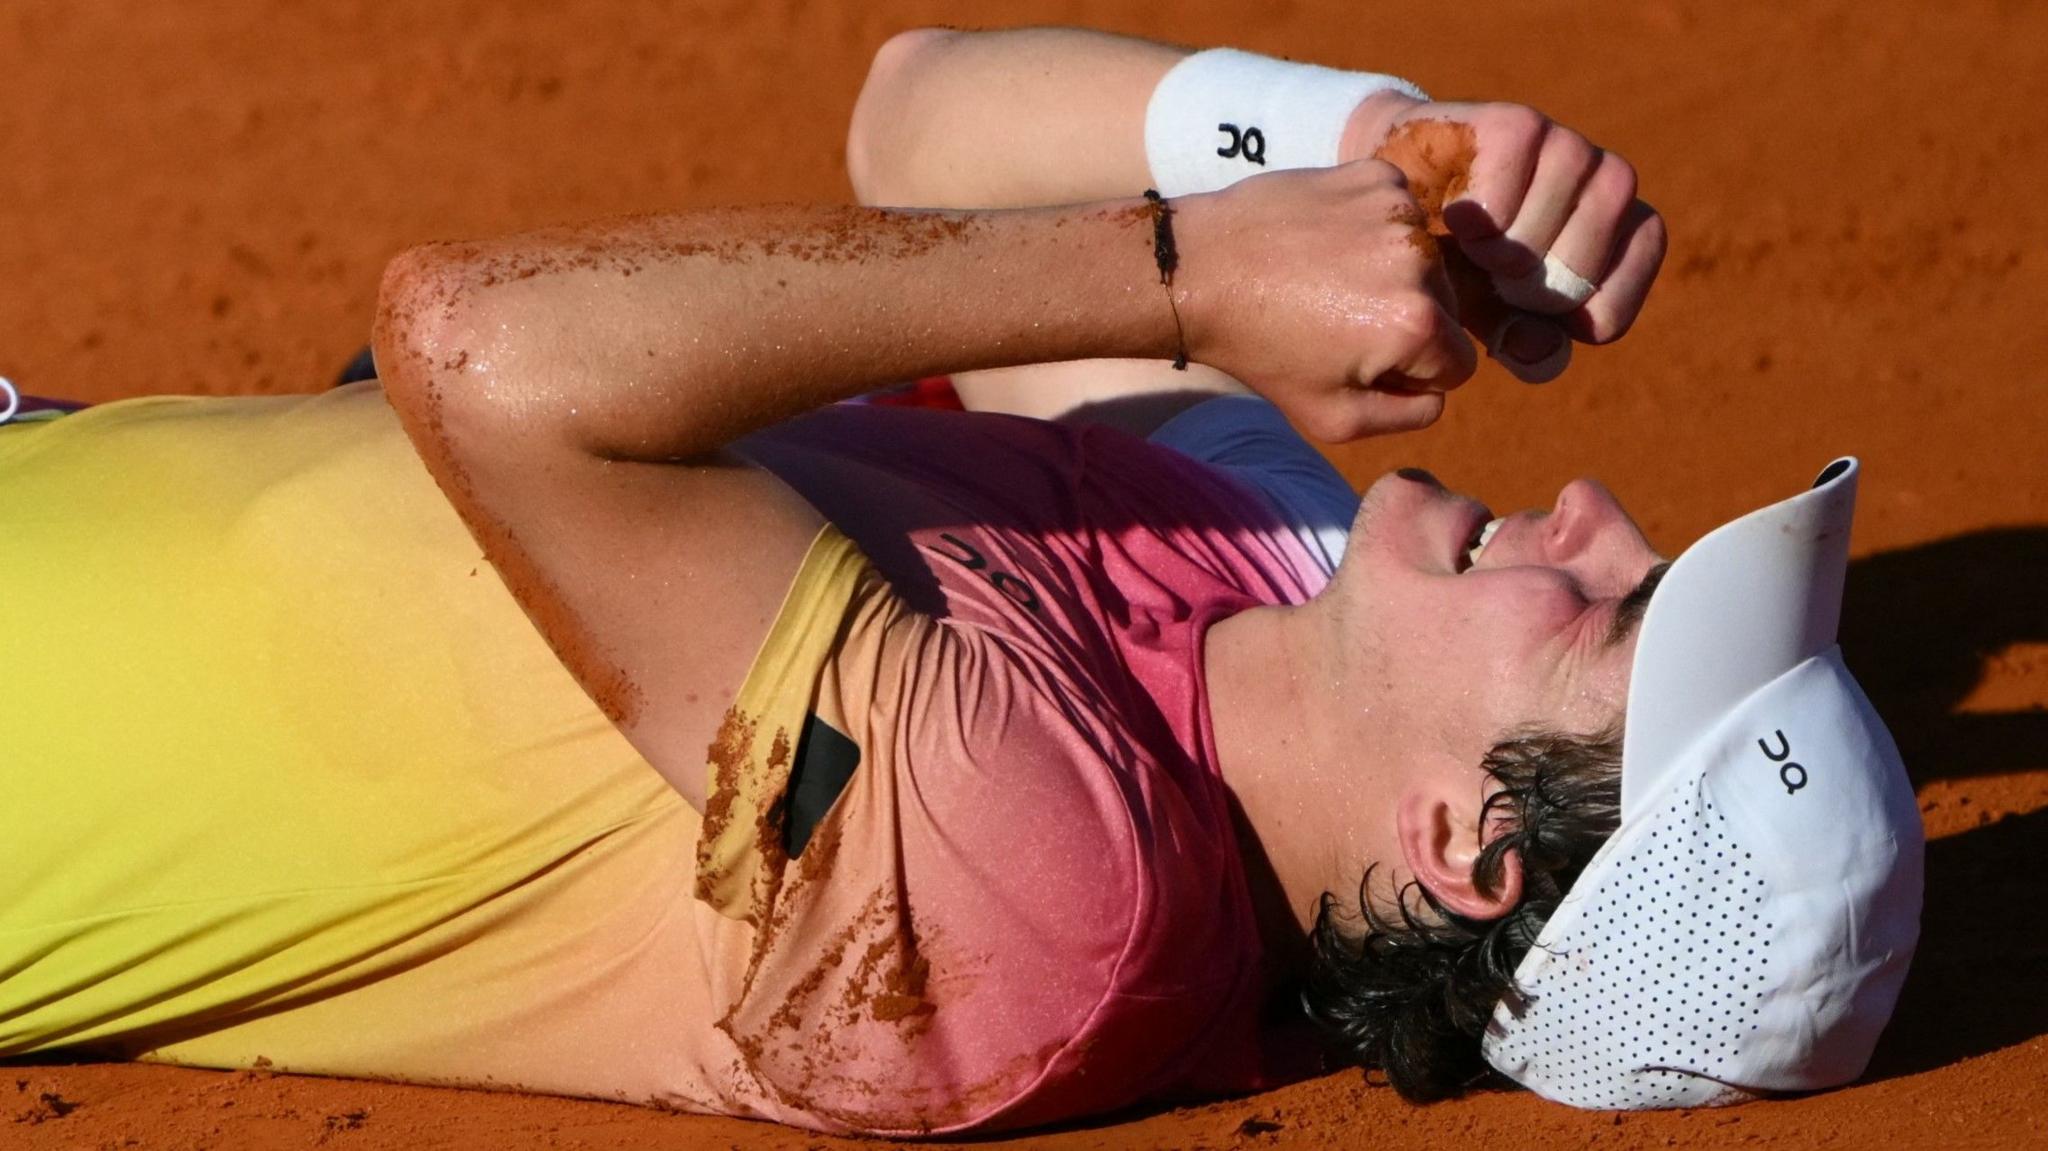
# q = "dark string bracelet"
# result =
<box><xmin>1143</xmin><ymin>189</ymin><xmax>1190</xmax><ymax>371</ymax></box>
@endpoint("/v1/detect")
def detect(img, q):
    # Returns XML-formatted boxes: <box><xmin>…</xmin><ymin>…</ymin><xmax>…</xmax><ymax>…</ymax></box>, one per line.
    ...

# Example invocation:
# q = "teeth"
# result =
<box><xmin>1465</xmin><ymin>517</ymin><xmax>1505</xmax><ymax>569</ymax></box>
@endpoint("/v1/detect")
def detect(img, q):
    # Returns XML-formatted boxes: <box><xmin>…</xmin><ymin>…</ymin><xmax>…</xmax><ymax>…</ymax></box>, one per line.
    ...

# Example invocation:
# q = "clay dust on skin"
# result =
<box><xmin>1372</xmin><ymin>119</ymin><xmax>1478</xmax><ymax>241</ymax></box>
<box><xmin>1371</xmin><ymin>118</ymin><xmax>1523</xmax><ymax>343</ymax></box>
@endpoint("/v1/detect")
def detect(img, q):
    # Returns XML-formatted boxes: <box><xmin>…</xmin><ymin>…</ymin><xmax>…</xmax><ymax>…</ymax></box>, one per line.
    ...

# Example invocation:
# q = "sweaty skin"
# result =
<box><xmin>371</xmin><ymin>168</ymin><xmax>1470</xmax><ymax>812</ymax></box>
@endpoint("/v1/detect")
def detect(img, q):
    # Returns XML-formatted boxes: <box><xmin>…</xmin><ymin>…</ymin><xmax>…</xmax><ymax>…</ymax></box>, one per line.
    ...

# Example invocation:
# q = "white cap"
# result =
<box><xmin>1480</xmin><ymin>458</ymin><xmax>1925</xmax><ymax>1108</ymax></box>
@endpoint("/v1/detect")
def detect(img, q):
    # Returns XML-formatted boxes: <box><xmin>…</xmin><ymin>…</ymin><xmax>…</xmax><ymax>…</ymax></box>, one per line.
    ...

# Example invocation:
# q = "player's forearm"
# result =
<box><xmin>846</xmin><ymin>28</ymin><xmax>1424</xmax><ymax>213</ymax></box>
<box><xmin>372</xmin><ymin>202</ymin><xmax>1179</xmax><ymax>464</ymax></box>
<box><xmin>847</xmin><ymin>27</ymin><xmax>1184</xmax><ymax>208</ymax></box>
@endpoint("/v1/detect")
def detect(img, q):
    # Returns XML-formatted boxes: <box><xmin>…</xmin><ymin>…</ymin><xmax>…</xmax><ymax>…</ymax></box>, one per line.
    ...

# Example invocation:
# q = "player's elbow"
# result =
<box><xmin>372</xmin><ymin>244</ymin><xmax>462</xmax><ymax>411</ymax></box>
<box><xmin>846</xmin><ymin>27</ymin><xmax>957</xmax><ymax>206</ymax></box>
<box><xmin>370</xmin><ymin>242</ymin><xmax>520</xmax><ymax>456</ymax></box>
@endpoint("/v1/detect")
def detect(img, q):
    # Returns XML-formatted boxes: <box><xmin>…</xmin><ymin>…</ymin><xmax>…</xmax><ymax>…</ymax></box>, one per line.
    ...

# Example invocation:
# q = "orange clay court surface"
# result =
<box><xmin>1</xmin><ymin>2</ymin><xmax>2042</xmax><ymax>1148</ymax></box>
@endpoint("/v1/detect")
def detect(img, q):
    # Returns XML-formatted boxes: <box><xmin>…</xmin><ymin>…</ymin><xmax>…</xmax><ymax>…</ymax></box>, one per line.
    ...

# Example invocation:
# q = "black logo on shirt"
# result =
<box><xmin>931</xmin><ymin>533</ymin><xmax>1043</xmax><ymax>615</ymax></box>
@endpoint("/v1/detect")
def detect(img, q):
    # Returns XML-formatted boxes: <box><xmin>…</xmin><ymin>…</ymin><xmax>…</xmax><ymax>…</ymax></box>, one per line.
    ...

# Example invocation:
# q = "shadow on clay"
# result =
<box><xmin>1844</xmin><ymin>527</ymin><xmax>2048</xmax><ymax>1078</ymax></box>
<box><xmin>1863</xmin><ymin>804</ymin><xmax>2046</xmax><ymax>1080</ymax></box>
<box><xmin>1839</xmin><ymin>526</ymin><xmax>2048</xmax><ymax>784</ymax></box>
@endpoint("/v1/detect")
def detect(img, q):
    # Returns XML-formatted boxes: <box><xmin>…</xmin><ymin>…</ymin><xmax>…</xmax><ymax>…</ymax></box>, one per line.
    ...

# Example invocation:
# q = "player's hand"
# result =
<box><xmin>1342</xmin><ymin>93</ymin><xmax>1668</xmax><ymax>383</ymax></box>
<box><xmin>1173</xmin><ymin>160</ymin><xmax>1477</xmax><ymax>443</ymax></box>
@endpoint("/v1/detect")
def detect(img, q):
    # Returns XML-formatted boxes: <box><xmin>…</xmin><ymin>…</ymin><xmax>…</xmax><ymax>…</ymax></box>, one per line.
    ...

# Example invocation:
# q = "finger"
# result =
<box><xmin>1299</xmin><ymin>388</ymin><xmax>1447</xmax><ymax>443</ymax></box>
<box><xmin>1442</xmin><ymin>246</ymin><xmax>1568</xmax><ymax>383</ymax></box>
<box><xmin>1488</xmin><ymin>144</ymin><xmax>1630</xmax><ymax>317</ymax></box>
<box><xmin>1543</xmin><ymin>150</ymin><xmax>1640</xmax><ymax>293</ymax></box>
<box><xmin>1368</xmin><ymin>294</ymin><xmax>1478</xmax><ymax>396</ymax></box>
<box><xmin>1356</xmin><ymin>388</ymin><xmax>1449</xmax><ymax>435</ymax></box>
<box><xmin>1567</xmin><ymin>200</ymin><xmax>1668</xmax><ymax>344</ymax></box>
<box><xmin>1438</xmin><ymin>103</ymin><xmax>1545</xmax><ymax>248</ymax></box>
<box><xmin>1460</xmin><ymin>126</ymin><xmax>1601</xmax><ymax>291</ymax></box>
<box><xmin>1487</xmin><ymin>316</ymin><xmax>1573</xmax><ymax>382</ymax></box>
<box><xmin>1443</xmin><ymin>245</ymin><xmax>1510</xmax><ymax>344</ymax></box>
<box><xmin>1382</xmin><ymin>210</ymin><xmax>1474</xmax><ymax>393</ymax></box>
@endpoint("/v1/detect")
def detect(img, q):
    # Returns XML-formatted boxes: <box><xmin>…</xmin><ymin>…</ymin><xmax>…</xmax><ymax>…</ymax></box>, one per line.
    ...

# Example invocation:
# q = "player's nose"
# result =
<box><xmin>1548</xmin><ymin>478</ymin><xmax>1662</xmax><ymax>587</ymax></box>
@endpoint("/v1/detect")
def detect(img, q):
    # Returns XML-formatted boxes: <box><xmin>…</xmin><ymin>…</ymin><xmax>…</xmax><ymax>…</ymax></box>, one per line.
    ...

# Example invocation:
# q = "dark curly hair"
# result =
<box><xmin>1300</xmin><ymin>727</ymin><xmax>1623</xmax><ymax>1102</ymax></box>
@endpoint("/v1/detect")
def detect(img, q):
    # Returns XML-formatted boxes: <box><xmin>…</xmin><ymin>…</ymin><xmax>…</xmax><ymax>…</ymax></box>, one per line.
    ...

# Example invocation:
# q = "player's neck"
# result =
<box><xmin>1205</xmin><ymin>596</ymin><xmax>1400</xmax><ymax>966</ymax></box>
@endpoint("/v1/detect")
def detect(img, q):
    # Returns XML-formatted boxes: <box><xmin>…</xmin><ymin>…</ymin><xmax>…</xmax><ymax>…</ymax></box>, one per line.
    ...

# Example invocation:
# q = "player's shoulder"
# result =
<box><xmin>707</xmin><ymin>448</ymin><xmax>1261</xmax><ymax>1135</ymax></box>
<box><xmin>707</xmin><ymin>607</ymin><xmax>1159</xmax><ymax>1134</ymax></box>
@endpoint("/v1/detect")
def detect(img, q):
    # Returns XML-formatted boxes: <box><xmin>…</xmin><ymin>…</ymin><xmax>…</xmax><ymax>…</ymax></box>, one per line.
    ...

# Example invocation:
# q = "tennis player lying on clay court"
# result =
<box><xmin>0</xmin><ymin>27</ymin><xmax>1921</xmax><ymax>1135</ymax></box>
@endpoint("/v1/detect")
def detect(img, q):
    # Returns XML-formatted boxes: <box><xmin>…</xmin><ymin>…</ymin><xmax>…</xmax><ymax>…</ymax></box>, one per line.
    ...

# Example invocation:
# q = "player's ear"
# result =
<box><xmin>1395</xmin><ymin>786</ymin><xmax>1523</xmax><ymax>920</ymax></box>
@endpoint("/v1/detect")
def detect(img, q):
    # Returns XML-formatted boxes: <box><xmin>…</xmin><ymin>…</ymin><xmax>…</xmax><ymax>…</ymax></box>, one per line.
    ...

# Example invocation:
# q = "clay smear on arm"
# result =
<box><xmin>373</xmin><ymin>251</ymin><xmax>648</xmax><ymax>728</ymax></box>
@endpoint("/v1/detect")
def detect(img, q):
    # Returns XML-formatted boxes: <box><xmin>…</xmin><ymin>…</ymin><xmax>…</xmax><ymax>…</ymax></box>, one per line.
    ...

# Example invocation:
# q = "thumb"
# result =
<box><xmin>1366</xmin><ymin>291</ymin><xmax>1478</xmax><ymax>395</ymax></box>
<box><xmin>1296</xmin><ymin>387</ymin><xmax>1448</xmax><ymax>443</ymax></box>
<box><xmin>1444</xmin><ymin>245</ymin><xmax>1572</xmax><ymax>383</ymax></box>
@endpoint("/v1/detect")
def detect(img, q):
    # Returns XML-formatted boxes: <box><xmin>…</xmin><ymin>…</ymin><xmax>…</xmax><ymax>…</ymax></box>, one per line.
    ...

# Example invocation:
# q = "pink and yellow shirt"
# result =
<box><xmin>0</xmin><ymin>387</ymin><xmax>1337</xmax><ymax>1135</ymax></box>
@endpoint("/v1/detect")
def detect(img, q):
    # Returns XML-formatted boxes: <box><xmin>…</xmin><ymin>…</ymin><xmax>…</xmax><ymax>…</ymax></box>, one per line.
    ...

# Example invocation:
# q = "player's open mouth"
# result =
<box><xmin>1460</xmin><ymin>517</ymin><xmax>1505</xmax><ymax>572</ymax></box>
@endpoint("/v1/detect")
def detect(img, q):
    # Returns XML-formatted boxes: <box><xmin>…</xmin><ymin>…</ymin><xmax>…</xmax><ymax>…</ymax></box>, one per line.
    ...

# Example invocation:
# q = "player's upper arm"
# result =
<box><xmin>375</xmin><ymin>254</ymin><xmax>828</xmax><ymax>815</ymax></box>
<box><xmin>484</xmin><ymin>451</ymin><xmax>827</xmax><ymax>815</ymax></box>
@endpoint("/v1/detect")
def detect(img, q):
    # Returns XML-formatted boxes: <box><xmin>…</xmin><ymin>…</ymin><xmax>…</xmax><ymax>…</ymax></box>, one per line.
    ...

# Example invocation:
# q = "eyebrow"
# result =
<box><xmin>1606</xmin><ymin>561</ymin><xmax>1672</xmax><ymax>648</ymax></box>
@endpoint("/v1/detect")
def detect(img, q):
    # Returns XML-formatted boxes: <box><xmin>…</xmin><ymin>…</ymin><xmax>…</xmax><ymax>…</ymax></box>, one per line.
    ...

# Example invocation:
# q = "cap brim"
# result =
<box><xmin>1619</xmin><ymin>458</ymin><xmax>1859</xmax><ymax>822</ymax></box>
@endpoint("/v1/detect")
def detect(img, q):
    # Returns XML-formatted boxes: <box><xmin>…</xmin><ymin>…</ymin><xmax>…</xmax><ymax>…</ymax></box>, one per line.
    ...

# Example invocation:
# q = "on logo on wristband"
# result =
<box><xmin>1216</xmin><ymin>123</ymin><xmax>1266</xmax><ymax>165</ymax></box>
<box><xmin>1145</xmin><ymin>48</ymin><xmax>1428</xmax><ymax>196</ymax></box>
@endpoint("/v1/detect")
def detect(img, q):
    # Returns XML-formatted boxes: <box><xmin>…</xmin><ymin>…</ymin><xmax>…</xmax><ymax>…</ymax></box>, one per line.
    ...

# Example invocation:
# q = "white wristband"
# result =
<box><xmin>1145</xmin><ymin>49</ymin><xmax>1429</xmax><ymax>197</ymax></box>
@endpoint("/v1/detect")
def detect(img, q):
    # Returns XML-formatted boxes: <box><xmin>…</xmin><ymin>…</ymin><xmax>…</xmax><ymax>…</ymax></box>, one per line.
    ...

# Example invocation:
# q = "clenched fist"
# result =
<box><xmin>1343</xmin><ymin>93</ymin><xmax>1669</xmax><ymax>383</ymax></box>
<box><xmin>1171</xmin><ymin>160</ymin><xmax>1478</xmax><ymax>443</ymax></box>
